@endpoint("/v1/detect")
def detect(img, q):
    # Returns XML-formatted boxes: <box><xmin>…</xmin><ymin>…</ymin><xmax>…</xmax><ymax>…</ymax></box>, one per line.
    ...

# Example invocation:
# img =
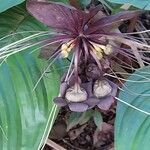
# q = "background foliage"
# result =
<box><xmin>0</xmin><ymin>0</ymin><xmax>25</xmax><ymax>13</ymax></box>
<box><xmin>0</xmin><ymin>2</ymin><xmax>66</xmax><ymax>150</ymax></box>
<box><xmin>115</xmin><ymin>66</ymin><xmax>150</xmax><ymax>150</ymax></box>
<box><xmin>106</xmin><ymin>0</ymin><xmax>150</xmax><ymax>10</ymax></box>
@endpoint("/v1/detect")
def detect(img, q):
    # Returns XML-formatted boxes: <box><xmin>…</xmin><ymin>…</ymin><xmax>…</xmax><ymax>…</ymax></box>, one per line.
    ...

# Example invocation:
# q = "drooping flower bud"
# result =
<box><xmin>65</xmin><ymin>83</ymin><xmax>87</xmax><ymax>102</ymax></box>
<box><xmin>61</xmin><ymin>40</ymin><xmax>75</xmax><ymax>58</ymax></box>
<box><xmin>96</xmin><ymin>51</ymin><xmax>103</xmax><ymax>60</ymax></box>
<box><xmin>61</xmin><ymin>49</ymin><xmax>69</xmax><ymax>58</ymax></box>
<box><xmin>86</xmin><ymin>63</ymin><xmax>101</xmax><ymax>80</ymax></box>
<box><xmin>93</xmin><ymin>80</ymin><xmax>112</xmax><ymax>98</ymax></box>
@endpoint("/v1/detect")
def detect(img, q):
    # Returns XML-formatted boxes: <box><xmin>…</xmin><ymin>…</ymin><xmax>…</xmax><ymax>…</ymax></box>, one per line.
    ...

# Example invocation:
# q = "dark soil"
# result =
<box><xmin>44</xmin><ymin>103</ymin><xmax>115</xmax><ymax>150</ymax></box>
<box><xmin>141</xmin><ymin>11</ymin><xmax>150</xmax><ymax>29</ymax></box>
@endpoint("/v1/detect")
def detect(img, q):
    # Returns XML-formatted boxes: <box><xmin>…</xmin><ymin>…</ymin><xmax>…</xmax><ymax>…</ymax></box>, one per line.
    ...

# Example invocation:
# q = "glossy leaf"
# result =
<box><xmin>99</xmin><ymin>0</ymin><xmax>121</xmax><ymax>11</ymax></box>
<box><xmin>0</xmin><ymin>0</ymin><xmax>69</xmax><ymax>13</ymax></box>
<box><xmin>50</xmin><ymin>0</ymin><xmax>69</xmax><ymax>4</ymax></box>
<box><xmin>67</xmin><ymin>112</ymin><xmax>82</xmax><ymax>131</ymax></box>
<box><xmin>0</xmin><ymin>51</ymin><xmax>61</xmax><ymax>150</ymax></box>
<box><xmin>0</xmin><ymin>0</ymin><xmax>24</xmax><ymax>13</ymax></box>
<box><xmin>106</xmin><ymin>0</ymin><xmax>150</xmax><ymax>10</ymax></box>
<box><xmin>115</xmin><ymin>66</ymin><xmax>150</xmax><ymax>150</ymax></box>
<box><xmin>79</xmin><ymin>110</ymin><xmax>94</xmax><ymax>125</ymax></box>
<box><xmin>0</xmin><ymin>4</ymin><xmax>62</xmax><ymax>150</ymax></box>
<box><xmin>0</xmin><ymin>3</ymin><xmax>49</xmax><ymax>39</ymax></box>
<box><xmin>67</xmin><ymin>110</ymin><xmax>93</xmax><ymax>131</ymax></box>
<box><xmin>93</xmin><ymin>110</ymin><xmax>103</xmax><ymax>130</ymax></box>
<box><xmin>78</xmin><ymin>0</ymin><xmax>91</xmax><ymax>8</ymax></box>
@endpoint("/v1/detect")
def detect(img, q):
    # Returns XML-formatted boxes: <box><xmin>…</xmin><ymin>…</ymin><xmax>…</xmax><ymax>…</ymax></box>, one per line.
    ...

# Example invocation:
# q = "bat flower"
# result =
<box><xmin>27</xmin><ymin>0</ymin><xmax>150</xmax><ymax>112</ymax></box>
<box><xmin>53</xmin><ymin>62</ymin><xmax>117</xmax><ymax>112</ymax></box>
<box><xmin>54</xmin><ymin>78</ymin><xmax>117</xmax><ymax>112</ymax></box>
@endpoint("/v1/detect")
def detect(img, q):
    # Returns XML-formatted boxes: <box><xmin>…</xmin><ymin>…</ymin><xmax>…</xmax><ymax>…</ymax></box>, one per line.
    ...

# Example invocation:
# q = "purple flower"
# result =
<box><xmin>54</xmin><ymin>61</ymin><xmax>118</xmax><ymax>112</ymax></box>
<box><xmin>27</xmin><ymin>0</ymin><xmax>149</xmax><ymax>112</ymax></box>
<box><xmin>54</xmin><ymin>77</ymin><xmax>117</xmax><ymax>112</ymax></box>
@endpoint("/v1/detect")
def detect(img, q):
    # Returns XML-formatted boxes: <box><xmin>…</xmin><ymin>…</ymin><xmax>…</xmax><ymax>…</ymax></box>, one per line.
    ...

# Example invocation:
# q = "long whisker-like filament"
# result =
<box><xmin>0</xmin><ymin>32</ymin><xmax>68</xmax><ymax>56</ymax></box>
<box><xmin>82</xmin><ymin>39</ymin><xmax>89</xmax><ymax>62</ymax></box>
<box><xmin>0</xmin><ymin>31</ymin><xmax>57</xmax><ymax>42</ymax></box>
<box><xmin>109</xmin><ymin>36</ymin><xmax>150</xmax><ymax>66</ymax></box>
<box><xmin>139</xmin><ymin>50</ymin><xmax>150</xmax><ymax>53</ymax></box>
<box><xmin>0</xmin><ymin>35</ymin><xmax>73</xmax><ymax>60</ymax></box>
<box><xmin>68</xmin><ymin>69</ymin><xmax>75</xmax><ymax>83</ymax></box>
<box><xmin>109</xmin><ymin>71</ymin><xmax>150</xmax><ymax>81</ymax></box>
<box><xmin>118</xmin><ymin>49</ymin><xmax>150</xmax><ymax>66</ymax></box>
<box><xmin>119</xmin><ymin>51</ymin><xmax>150</xmax><ymax>65</ymax></box>
<box><xmin>90</xmin><ymin>51</ymin><xmax>102</xmax><ymax>70</ymax></box>
<box><xmin>108</xmin><ymin>35</ymin><xmax>150</xmax><ymax>50</ymax></box>
<box><xmin>123</xmin><ymin>35</ymin><xmax>145</xmax><ymax>44</ymax></box>
<box><xmin>123</xmin><ymin>29</ymin><xmax>150</xmax><ymax>35</ymax></box>
<box><xmin>115</xmin><ymin>97</ymin><xmax>150</xmax><ymax>115</ymax></box>
<box><xmin>0</xmin><ymin>40</ymin><xmax>47</xmax><ymax>60</ymax></box>
<box><xmin>105</xmin><ymin>73</ymin><xmax>150</xmax><ymax>83</ymax></box>
<box><xmin>112</xmin><ymin>56</ymin><xmax>135</xmax><ymax>70</ymax></box>
<box><xmin>106</xmin><ymin>67</ymin><xmax>150</xmax><ymax>97</ymax></box>
<box><xmin>0</xmin><ymin>32</ymin><xmax>53</xmax><ymax>51</ymax></box>
<box><xmin>29</xmin><ymin>39</ymin><xmax>66</xmax><ymax>54</ymax></box>
<box><xmin>44</xmin><ymin>65</ymin><xmax>70</xmax><ymax>78</ymax></box>
<box><xmin>105</xmin><ymin>63</ymin><xmax>150</xmax><ymax>97</ymax></box>
<box><xmin>64</xmin><ymin>53</ymin><xmax>75</xmax><ymax>82</ymax></box>
<box><xmin>116</xmin><ymin>51</ymin><xmax>135</xmax><ymax>64</ymax></box>
<box><xmin>126</xmin><ymin>36</ymin><xmax>150</xmax><ymax>42</ymax></box>
<box><xmin>74</xmin><ymin>46</ymin><xmax>79</xmax><ymax>82</ymax></box>
<box><xmin>33</xmin><ymin>50</ymin><xmax>61</xmax><ymax>91</ymax></box>
<box><xmin>116</xmin><ymin>63</ymin><xmax>150</xmax><ymax>75</ymax></box>
<box><xmin>0</xmin><ymin>125</ymin><xmax>8</xmax><ymax>141</ymax></box>
<box><xmin>0</xmin><ymin>56</ymin><xmax>9</xmax><ymax>66</ymax></box>
<box><xmin>115</xmin><ymin>63</ymin><xmax>135</xmax><ymax>71</ymax></box>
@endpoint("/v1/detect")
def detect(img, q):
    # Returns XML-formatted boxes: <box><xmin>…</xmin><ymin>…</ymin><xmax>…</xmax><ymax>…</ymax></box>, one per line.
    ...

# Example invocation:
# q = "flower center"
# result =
<box><xmin>65</xmin><ymin>83</ymin><xmax>87</xmax><ymax>102</ymax></box>
<box><xmin>93</xmin><ymin>80</ymin><xmax>112</xmax><ymax>98</ymax></box>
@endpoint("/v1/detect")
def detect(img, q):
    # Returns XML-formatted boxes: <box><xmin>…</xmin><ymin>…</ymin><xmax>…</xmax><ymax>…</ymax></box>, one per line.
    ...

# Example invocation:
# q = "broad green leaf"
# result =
<box><xmin>0</xmin><ymin>3</ymin><xmax>64</xmax><ymax>150</ymax></box>
<box><xmin>106</xmin><ymin>0</ymin><xmax>150</xmax><ymax>10</ymax></box>
<box><xmin>0</xmin><ymin>51</ymin><xmax>61</xmax><ymax>150</ymax></box>
<box><xmin>67</xmin><ymin>112</ymin><xmax>82</xmax><ymax>131</ymax></box>
<box><xmin>115</xmin><ymin>66</ymin><xmax>150</xmax><ymax>150</ymax></box>
<box><xmin>67</xmin><ymin>110</ymin><xmax>93</xmax><ymax>131</ymax></box>
<box><xmin>0</xmin><ymin>0</ymin><xmax>69</xmax><ymax>13</ymax></box>
<box><xmin>100</xmin><ymin>0</ymin><xmax>121</xmax><ymax>11</ymax></box>
<box><xmin>50</xmin><ymin>0</ymin><xmax>69</xmax><ymax>4</ymax></box>
<box><xmin>78</xmin><ymin>0</ymin><xmax>91</xmax><ymax>8</ymax></box>
<box><xmin>100</xmin><ymin>0</ymin><xmax>137</xmax><ymax>13</ymax></box>
<box><xmin>78</xmin><ymin>110</ymin><xmax>94</xmax><ymax>125</ymax></box>
<box><xmin>93</xmin><ymin>110</ymin><xmax>103</xmax><ymax>130</ymax></box>
<box><xmin>0</xmin><ymin>0</ymin><xmax>25</xmax><ymax>13</ymax></box>
<box><xmin>0</xmin><ymin>3</ymin><xmax>49</xmax><ymax>39</ymax></box>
